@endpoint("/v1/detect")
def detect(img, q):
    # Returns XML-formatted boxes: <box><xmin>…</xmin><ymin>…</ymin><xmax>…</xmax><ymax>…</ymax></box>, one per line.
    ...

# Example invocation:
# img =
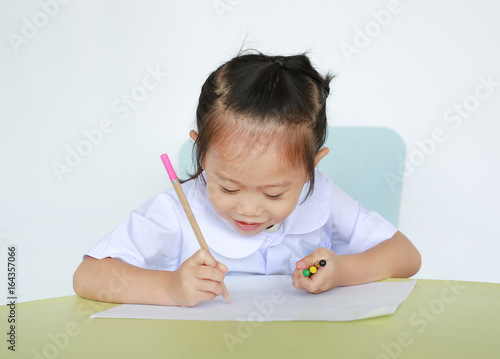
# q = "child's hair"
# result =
<box><xmin>192</xmin><ymin>51</ymin><xmax>333</xmax><ymax>199</ymax></box>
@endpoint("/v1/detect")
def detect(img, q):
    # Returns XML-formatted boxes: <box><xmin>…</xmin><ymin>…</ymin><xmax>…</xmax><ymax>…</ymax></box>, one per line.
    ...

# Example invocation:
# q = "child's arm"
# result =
<box><xmin>292</xmin><ymin>231</ymin><xmax>421</xmax><ymax>293</ymax></box>
<box><xmin>73</xmin><ymin>249</ymin><xmax>228</xmax><ymax>307</ymax></box>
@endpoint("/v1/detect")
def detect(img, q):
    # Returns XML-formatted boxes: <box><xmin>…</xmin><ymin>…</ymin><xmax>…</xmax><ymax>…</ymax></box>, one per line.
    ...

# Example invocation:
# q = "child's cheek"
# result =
<box><xmin>206</xmin><ymin>183</ymin><xmax>233</xmax><ymax>214</ymax></box>
<box><xmin>206</xmin><ymin>181</ymin><xmax>219</xmax><ymax>200</ymax></box>
<box><xmin>271</xmin><ymin>199</ymin><xmax>297</xmax><ymax>222</ymax></box>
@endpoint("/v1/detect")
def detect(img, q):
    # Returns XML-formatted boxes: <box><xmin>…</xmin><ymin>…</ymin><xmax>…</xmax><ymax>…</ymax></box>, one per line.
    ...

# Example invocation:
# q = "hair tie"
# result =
<box><xmin>275</xmin><ymin>58</ymin><xmax>285</xmax><ymax>68</ymax></box>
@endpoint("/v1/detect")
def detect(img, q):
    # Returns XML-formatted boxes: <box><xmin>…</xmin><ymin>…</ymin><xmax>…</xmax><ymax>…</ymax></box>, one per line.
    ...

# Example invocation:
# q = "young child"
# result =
<box><xmin>73</xmin><ymin>52</ymin><xmax>421</xmax><ymax>307</ymax></box>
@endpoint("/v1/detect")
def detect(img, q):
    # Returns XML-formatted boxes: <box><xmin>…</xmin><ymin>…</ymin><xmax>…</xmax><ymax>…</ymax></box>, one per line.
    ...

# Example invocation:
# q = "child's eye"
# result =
<box><xmin>265</xmin><ymin>193</ymin><xmax>284</xmax><ymax>201</ymax></box>
<box><xmin>220</xmin><ymin>186</ymin><xmax>239</xmax><ymax>195</ymax></box>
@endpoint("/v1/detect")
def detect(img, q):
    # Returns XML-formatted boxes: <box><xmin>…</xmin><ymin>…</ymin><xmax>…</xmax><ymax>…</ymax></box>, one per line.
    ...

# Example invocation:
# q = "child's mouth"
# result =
<box><xmin>233</xmin><ymin>219</ymin><xmax>262</xmax><ymax>232</ymax></box>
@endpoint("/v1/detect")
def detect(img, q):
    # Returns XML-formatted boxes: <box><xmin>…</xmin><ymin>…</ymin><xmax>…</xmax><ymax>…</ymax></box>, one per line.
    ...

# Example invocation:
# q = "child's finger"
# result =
<box><xmin>292</xmin><ymin>266</ymin><xmax>330</xmax><ymax>294</ymax></box>
<box><xmin>192</xmin><ymin>250</ymin><xmax>228</xmax><ymax>274</ymax></box>
<box><xmin>190</xmin><ymin>249</ymin><xmax>227</xmax><ymax>281</ymax></box>
<box><xmin>292</xmin><ymin>267</ymin><xmax>317</xmax><ymax>291</ymax></box>
<box><xmin>295</xmin><ymin>247</ymin><xmax>329</xmax><ymax>269</ymax></box>
<box><xmin>193</xmin><ymin>264</ymin><xmax>225</xmax><ymax>282</ymax></box>
<box><xmin>216</xmin><ymin>261</ymin><xmax>228</xmax><ymax>274</ymax></box>
<box><xmin>191</xmin><ymin>248</ymin><xmax>218</xmax><ymax>268</ymax></box>
<box><xmin>196</xmin><ymin>279</ymin><xmax>225</xmax><ymax>297</ymax></box>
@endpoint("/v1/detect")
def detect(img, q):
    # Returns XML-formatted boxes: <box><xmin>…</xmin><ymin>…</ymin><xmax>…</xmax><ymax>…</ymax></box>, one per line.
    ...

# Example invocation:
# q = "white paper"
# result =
<box><xmin>91</xmin><ymin>276</ymin><xmax>417</xmax><ymax>322</ymax></box>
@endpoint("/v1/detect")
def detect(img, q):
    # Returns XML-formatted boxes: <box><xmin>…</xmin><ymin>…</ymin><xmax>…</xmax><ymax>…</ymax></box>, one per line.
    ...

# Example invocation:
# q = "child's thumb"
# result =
<box><xmin>217</xmin><ymin>261</ymin><xmax>228</xmax><ymax>274</ymax></box>
<box><xmin>295</xmin><ymin>252</ymin><xmax>317</xmax><ymax>269</ymax></box>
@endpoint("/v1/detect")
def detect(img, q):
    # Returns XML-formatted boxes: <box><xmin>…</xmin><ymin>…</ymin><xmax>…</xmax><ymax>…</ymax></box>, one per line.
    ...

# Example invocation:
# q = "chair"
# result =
<box><xmin>318</xmin><ymin>127</ymin><xmax>405</xmax><ymax>226</ymax></box>
<box><xmin>177</xmin><ymin>126</ymin><xmax>405</xmax><ymax>226</ymax></box>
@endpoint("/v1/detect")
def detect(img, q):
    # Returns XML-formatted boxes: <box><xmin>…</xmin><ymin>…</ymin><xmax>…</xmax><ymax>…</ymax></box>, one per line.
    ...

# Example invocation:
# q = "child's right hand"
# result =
<box><xmin>167</xmin><ymin>249</ymin><xmax>228</xmax><ymax>307</ymax></box>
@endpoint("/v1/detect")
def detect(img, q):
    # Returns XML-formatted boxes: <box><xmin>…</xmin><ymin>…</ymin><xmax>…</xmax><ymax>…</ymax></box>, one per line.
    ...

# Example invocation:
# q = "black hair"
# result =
<box><xmin>191</xmin><ymin>51</ymin><xmax>333</xmax><ymax>200</ymax></box>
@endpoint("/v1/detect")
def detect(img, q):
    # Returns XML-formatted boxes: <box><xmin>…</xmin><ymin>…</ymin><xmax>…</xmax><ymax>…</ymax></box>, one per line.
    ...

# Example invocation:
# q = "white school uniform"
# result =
<box><xmin>86</xmin><ymin>171</ymin><xmax>397</xmax><ymax>275</ymax></box>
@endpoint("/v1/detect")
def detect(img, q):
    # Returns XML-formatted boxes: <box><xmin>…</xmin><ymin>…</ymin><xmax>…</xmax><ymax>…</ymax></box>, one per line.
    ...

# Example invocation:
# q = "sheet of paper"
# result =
<box><xmin>91</xmin><ymin>276</ymin><xmax>417</xmax><ymax>322</ymax></box>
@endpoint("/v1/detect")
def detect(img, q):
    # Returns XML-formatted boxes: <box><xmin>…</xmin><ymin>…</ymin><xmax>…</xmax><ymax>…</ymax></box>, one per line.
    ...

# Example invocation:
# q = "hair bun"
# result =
<box><xmin>275</xmin><ymin>58</ymin><xmax>285</xmax><ymax>68</ymax></box>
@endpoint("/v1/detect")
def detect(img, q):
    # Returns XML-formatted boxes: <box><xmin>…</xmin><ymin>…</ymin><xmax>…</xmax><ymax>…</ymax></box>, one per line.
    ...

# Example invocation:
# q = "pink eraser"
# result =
<box><xmin>160</xmin><ymin>153</ymin><xmax>178</xmax><ymax>181</ymax></box>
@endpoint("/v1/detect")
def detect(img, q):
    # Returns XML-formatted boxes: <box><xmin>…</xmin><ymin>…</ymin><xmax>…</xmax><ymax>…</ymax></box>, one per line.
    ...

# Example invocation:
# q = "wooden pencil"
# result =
<box><xmin>161</xmin><ymin>153</ymin><xmax>231</xmax><ymax>304</ymax></box>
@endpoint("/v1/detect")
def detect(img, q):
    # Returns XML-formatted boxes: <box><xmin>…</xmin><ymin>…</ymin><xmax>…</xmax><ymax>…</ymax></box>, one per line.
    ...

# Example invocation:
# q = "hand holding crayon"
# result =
<box><xmin>292</xmin><ymin>247</ymin><xmax>343</xmax><ymax>294</ymax></box>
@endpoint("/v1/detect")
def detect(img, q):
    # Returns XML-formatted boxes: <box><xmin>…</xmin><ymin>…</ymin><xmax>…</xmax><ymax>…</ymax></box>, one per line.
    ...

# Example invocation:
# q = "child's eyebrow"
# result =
<box><xmin>215</xmin><ymin>173</ymin><xmax>291</xmax><ymax>189</ymax></box>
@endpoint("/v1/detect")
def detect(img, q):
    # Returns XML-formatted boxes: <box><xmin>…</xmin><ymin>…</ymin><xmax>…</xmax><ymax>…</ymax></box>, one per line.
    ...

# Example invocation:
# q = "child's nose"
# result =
<box><xmin>235</xmin><ymin>195</ymin><xmax>262</xmax><ymax>217</ymax></box>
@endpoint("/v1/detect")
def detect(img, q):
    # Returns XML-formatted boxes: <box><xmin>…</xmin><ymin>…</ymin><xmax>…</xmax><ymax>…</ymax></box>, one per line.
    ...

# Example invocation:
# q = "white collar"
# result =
<box><xmin>284</xmin><ymin>175</ymin><xmax>329</xmax><ymax>235</ymax></box>
<box><xmin>183</xmin><ymin>171</ymin><xmax>330</xmax><ymax>259</ymax></box>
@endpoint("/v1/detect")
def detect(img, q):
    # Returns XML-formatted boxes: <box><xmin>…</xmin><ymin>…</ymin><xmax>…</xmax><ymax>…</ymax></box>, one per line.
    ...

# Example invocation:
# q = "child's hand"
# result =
<box><xmin>168</xmin><ymin>249</ymin><xmax>228</xmax><ymax>307</ymax></box>
<box><xmin>292</xmin><ymin>247</ymin><xmax>343</xmax><ymax>294</ymax></box>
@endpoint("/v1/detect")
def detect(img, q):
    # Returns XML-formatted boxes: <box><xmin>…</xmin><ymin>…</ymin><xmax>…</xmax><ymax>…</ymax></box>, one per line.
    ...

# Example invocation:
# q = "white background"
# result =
<box><xmin>1</xmin><ymin>0</ymin><xmax>499</xmax><ymax>302</ymax></box>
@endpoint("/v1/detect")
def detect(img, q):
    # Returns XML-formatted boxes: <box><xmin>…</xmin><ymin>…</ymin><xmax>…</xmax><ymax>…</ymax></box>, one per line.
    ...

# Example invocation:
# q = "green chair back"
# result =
<box><xmin>318</xmin><ymin>127</ymin><xmax>404</xmax><ymax>226</ymax></box>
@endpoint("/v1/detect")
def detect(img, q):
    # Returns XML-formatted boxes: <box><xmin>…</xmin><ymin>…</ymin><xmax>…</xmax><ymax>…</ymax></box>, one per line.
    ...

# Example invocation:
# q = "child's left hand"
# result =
<box><xmin>292</xmin><ymin>247</ymin><xmax>343</xmax><ymax>293</ymax></box>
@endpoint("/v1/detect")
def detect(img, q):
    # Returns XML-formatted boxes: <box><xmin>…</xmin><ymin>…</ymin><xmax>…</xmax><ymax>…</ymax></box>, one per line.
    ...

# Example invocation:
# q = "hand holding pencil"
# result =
<box><xmin>167</xmin><ymin>249</ymin><xmax>229</xmax><ymax>307</ymax></box>
<box><xmin>161</xmin><ymin>154</ymin><xmax>231</xmax><ymax>306</ymax></box>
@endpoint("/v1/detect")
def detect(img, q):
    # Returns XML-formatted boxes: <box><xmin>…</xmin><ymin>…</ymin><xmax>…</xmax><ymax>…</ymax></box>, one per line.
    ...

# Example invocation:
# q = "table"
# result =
<box><xmin>2</xmin><ymin>279</ymin><xmax>499</xmax><ymax>358</ymax></box>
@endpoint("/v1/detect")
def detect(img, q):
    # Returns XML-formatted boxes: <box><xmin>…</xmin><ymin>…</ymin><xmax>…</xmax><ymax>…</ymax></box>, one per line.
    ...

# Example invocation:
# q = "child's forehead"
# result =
<box><xmin>206</xmin><ymin>138</ymin><xmax>309</xmax><ymax>185</ymax></box>
<box><xmin>209</xmin><ymin>132</ymin><xmax>288</xmax><ymax>166</ymax></box>
<box><xmin>207</xmin><ymin>149</ymin><xmax>307</xmax><ymax>189</ymax></box>
<box><xmin>208</xmin><ymin>117</ymin><xmax>306</xmax><ymax>167</ymax></box>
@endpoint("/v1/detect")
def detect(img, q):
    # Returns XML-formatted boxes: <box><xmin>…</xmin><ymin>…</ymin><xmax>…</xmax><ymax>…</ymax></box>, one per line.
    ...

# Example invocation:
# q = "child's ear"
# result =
<box><xmin>314</xmin><ymin>147</ymin><xmax>329</xmax><ymax>168</ymax></box>
<box><xmin>189</xmin><ymin>130</ymin><xmax>205</xmax><ymax>169</ymax></box>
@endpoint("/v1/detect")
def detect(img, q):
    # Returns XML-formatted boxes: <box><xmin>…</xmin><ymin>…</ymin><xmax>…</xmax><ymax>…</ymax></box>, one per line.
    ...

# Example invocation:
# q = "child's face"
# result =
<box><xmin>204</xmin><ymin>144</ymin><xmax>309</xmax><ymax>236</ymax></box>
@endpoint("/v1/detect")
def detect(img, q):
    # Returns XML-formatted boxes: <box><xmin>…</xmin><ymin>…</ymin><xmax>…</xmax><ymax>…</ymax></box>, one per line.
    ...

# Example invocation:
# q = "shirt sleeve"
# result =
<box><xmin>325</xmin><ymin>175</ymin><xmax>398</xmax><ymax>254</ymax></box>
<box><xmin>85</xmin><ymin>191</ymin><xmax>183</xmax><ymax>271</ymax></box>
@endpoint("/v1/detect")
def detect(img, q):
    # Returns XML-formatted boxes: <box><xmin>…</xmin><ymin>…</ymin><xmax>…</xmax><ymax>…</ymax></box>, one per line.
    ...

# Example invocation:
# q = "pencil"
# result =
<box><xmin>160</xmin><ymin>153</ymin><xmax>231</xmax><ymax>304</ymax></box>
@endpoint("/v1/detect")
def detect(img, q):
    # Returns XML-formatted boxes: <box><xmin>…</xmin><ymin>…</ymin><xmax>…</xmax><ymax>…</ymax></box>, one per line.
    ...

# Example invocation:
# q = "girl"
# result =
<box><xmin>73</xmin><ymin>52</ymin><xmax>421</xmax><ymax>307</ymax></box>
